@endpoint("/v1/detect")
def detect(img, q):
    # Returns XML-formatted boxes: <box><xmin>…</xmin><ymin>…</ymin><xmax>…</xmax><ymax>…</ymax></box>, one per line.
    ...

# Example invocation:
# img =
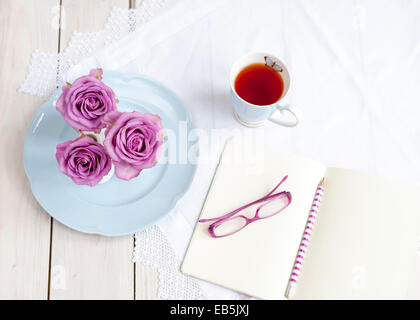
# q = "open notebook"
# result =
<box><xmin>181</xmin><ymin>138</ymin><xmax>420</xmax><ymax>299</ymax></box>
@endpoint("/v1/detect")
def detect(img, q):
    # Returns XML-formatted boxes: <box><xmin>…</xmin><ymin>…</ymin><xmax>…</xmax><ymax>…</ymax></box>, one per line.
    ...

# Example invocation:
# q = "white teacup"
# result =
<box><xmin>230</xmin><ymin>52</ymin><xmax>301</xmax><ymax>127</ymax></box>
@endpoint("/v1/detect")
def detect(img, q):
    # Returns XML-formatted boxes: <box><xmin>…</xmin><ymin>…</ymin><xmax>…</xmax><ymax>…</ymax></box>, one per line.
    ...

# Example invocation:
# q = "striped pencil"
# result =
<box><xmin>285</xmin><ymin>178</ymin><xmax>326</xmax><ymax>298</ymax></box>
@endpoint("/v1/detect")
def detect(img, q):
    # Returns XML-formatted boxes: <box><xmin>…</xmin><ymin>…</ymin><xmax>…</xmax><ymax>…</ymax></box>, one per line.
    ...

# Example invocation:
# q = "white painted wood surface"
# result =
<box><xmin>0</xmin><ymin>0</ymin><xmax>160</xmax><ymax>299</ymax></box>
<box><xmin>0</xmin><ymin>0</ymin><xmax>58</xmax><ymax>300</ymax></box>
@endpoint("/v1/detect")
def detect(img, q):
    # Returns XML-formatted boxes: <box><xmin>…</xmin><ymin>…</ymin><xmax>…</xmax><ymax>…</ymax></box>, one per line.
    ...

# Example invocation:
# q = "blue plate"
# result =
<box><xmin>24</xmin><ymin>71</ymin><xmax>197</xmax><ymax>236</ymax></box>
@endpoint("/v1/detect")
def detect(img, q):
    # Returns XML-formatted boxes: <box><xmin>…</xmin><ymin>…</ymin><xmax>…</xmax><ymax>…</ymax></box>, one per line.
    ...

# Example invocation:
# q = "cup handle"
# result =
<box><xmin>268</xmin><ymin>103</ymin><xmax>301</xmax><ymax>127</ymax></box>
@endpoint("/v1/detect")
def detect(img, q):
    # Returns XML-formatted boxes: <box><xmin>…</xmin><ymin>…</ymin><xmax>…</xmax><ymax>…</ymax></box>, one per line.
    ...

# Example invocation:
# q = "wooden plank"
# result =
<box><xmin>132</xmin><ymin>0</ymin><xmax>160</xmax><ymax>300</ymax></box>
<box><xmin>136</xmin><ymin>264</ymin><xmax>159</xmax><ymax>299</ymax></box>
<box><xmin>0</xmin><ymin>0</ymin><xmax>59</xmax><ymax>299</ymax></box>
<box><xmin>49</xmin><ymin>0</ymin><xmax>135</xmax><ymax>300</ymax></box>
<box><xmin>50</xmin><ymin>221</ymin><xmax>134</xmax><ymax>299</ymax></box>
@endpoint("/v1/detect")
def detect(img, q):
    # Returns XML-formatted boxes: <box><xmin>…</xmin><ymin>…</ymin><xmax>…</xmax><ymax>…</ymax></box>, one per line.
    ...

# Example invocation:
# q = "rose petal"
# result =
<box><xmin>103</xmin><ymin>110</ymin><xmax>123</xmax><ymax>129</ymax></box>
<box><xmin>114</xmin><ymin>162</ymin><xmax>142</xmax><ymax>181</ymax></box>
<box><xmin>89</xmin><ymin>68</ymin><xmax>103</xmax><ymax>80</ymax></box>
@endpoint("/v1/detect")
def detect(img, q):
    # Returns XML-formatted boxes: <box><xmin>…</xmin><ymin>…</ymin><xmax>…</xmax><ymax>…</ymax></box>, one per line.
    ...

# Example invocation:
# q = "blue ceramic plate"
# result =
<box><xmin>24</xmin><ymin>71</ymin><xmax>197</xmax><ymax>236</ymax></box>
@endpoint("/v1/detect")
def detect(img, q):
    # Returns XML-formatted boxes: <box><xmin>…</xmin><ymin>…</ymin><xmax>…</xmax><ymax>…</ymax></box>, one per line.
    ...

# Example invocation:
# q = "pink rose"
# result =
<box><xmin>56</xmin><ymin>136</ymin><xmax>112</xmax><ymax>187</ymax></box>
<box><xmin>103</xmin><ymin>111</ymin><xmax>164</xmax><ymax>181</ymax></box>
<box><xmin>56</xmin><ymin>68</ymin><xmax>117</xmax><ymax>132</ymax></box>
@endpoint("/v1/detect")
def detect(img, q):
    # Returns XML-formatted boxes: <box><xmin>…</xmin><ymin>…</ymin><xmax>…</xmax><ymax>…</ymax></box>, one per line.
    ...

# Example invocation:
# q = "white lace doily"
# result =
<box><xmin>19</xmin><ymin>0</ymin><xmax>208</xmax><ymax>300</ymax></box>
<box><xmin>133</xmin><ymin>225</ymin><xmax>203</xmax><ymax>299</ymax></box>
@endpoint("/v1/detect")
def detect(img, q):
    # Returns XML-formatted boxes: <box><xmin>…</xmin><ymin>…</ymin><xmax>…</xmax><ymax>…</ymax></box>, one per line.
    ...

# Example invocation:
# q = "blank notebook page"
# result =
<box><xmin>293</xmin><ymin>168</ymin><xmax>420</xmax><ymax>299</ymax></box>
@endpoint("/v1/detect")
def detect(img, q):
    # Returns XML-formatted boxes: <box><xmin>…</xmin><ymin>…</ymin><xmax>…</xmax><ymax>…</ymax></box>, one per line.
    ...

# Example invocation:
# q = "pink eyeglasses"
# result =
<box><xmin>199</xmin><ymin>175</ymin><xmax>292</xmax><ymax>238</ymax></box>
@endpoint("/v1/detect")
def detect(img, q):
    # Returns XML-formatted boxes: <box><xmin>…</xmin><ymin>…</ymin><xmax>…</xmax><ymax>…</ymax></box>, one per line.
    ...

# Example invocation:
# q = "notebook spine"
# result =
<box><xmin>286</xmin><ymin>183</ymin><xmax>325</xmax><ymax>296</ymax></box>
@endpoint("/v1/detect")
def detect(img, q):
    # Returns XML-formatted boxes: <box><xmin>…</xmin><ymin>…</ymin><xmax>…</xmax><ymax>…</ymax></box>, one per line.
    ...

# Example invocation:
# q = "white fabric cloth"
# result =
<box><xmin>21</xmin><ymin>0</ymin><xmax>420</xmax><ymax>299</ymax></box>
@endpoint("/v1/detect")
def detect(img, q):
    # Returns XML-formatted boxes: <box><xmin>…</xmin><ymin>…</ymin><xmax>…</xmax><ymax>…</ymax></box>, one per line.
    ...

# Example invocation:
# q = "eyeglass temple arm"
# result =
<box><xmin>198</xmin><ymin>175</ymin><xmax>288</xmax><ymax>223</ymax></box>
<box><xmin>266</xmin><ymin>175</ymin><xmax>288</xmax><ymax>197</ymax></box>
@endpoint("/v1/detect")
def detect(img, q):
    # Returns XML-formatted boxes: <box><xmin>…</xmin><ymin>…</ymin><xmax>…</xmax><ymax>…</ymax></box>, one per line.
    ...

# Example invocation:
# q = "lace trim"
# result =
<box><xmin>133</xmin><ymin>225</ymin><xmax>203</xmax><ymax>300</ymax></box>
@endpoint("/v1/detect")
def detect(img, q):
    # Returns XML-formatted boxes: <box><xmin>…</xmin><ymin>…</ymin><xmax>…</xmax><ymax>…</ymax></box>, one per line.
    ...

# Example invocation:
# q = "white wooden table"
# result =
<box><xmin>0</xmin><ymin>0</ymin><xmax>159</xmax><ymax>300</ymax></box>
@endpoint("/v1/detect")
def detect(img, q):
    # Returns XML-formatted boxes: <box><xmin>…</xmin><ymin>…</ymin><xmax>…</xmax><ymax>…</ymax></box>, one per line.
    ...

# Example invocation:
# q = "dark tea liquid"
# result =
<box><xmin>234</xmin><ymin>63</ymin><xmax>284</xmax><ymax>106</ymax></box>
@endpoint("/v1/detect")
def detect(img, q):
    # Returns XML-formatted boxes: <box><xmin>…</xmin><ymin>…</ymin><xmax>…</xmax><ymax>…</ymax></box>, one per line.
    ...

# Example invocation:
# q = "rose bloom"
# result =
<box><xmin>103</xmin><ymin>111</ymin><xmax>164</xmax><ymax>180</ymax></box>
<box><xmin>56</xmin><ymin>136</ymin><xmax>112</xmax><ymax>187</ymax></box>
<box><xmin>56</xmin><ymin>68</ymin><xmax>117</xmax><ymax>132</ymax></box>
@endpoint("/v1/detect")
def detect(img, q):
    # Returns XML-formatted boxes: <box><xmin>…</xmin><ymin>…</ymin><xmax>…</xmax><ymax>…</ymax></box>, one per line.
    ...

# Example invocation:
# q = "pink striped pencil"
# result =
<box><xmin>285</xmin><ymin>178</ymin><xmax>325</xmax><ymax>298</ymax></box>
